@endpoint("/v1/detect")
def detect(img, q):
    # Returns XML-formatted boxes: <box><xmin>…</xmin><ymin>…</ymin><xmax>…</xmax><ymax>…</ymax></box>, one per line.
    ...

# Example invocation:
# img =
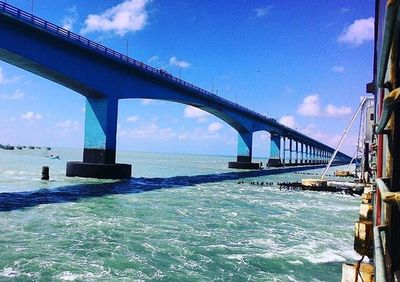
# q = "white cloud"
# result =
<box><xmin>325</xmin><ymin>104</ymin><xmax>352</xmax><ymax>117</ymax></box>
<box><xmin>297</xmin><ymin>94</ymin><xmax>352</xmax><ymax>117</ymax></box>
<box><xmin>338</xmin><ymin>17</ymin><xmax>374</xmax><ymax>46</ymax></box>
<box><xmin>177</xmin><ymin>128</ymin><xmax>224</xmax><ymax>141</ymax></box>
<box><xmin>56</xmin><ymin>120</ymin><xmax>82</xmax><ymax>136</ymax></box>
<box><xmin>56</xmin><ymin>120</ymin><xmax>80</xmax><ymax>128</ymax></box>
<box><xmin>61</xmin><ymin>5</ymin><xmax>78</xmax><ymax>31</ymax></box>
<box><xmin>254</xmin><ymin>6</ymin><xmax>272</xmax><ymax>17</ymax></box>
<box><xmin>184</xmin><ymin>106</ymin><xmax>210</xmax><ymax>122</ymax></box>
<box><xmin>126</xmin><ymin>115</ymin><xmax>138</xmax><ymax>122</ymax></box>
<box><xmin>297</xmin><ymin>123</ymin><xmax>356</xmax><ymax>155</ymax></box>
<box><xmin>0</xmin><ymin>67</ymin><xmax>20</xmax><ymax>84</ymax></box>
<box><xmin>81</xmin><ymin>0</ymin><xmax>150</xmax><ymax>36</ymax></box>
<box><xmin>279</xmin><ymin>115</ymin><xmax>296</xmax><ymax>128</ymax></box>
<box><xmin>332</xmin><ymin>66</ymin><xmax>345</xmax><ymax>73</ymax></box>
<box><xmin>169</xmin><ymin>57</ymin><xmax>191</xmax><ymax>68</ymax></box>
<box><xmin>119</xmin><ymin>122</ymin><xmax>176</xmax><ymax>140</ymax></box>
<box><xmin>297</xmin><ymin>94</ymin><xmax>320</xmax><ymax>116</ymax></box>
<box><xmin>1</xmin><ymin>90</ymin><xmax>25</xmax><ymax>100</ymax></box>
<box><xmin>21</xmin><ymin>111</ymin><xmax>43</xmax><ymax>121</ymax></box>
<box><xmin>148</xmin><ymin>55</ymin><xmax>159</xmax><ymax>63</ymax></box>
<box><xmin>208</xmin><ymin>122</ymin><xmax>222</xmax><ymax>132</ymax></box>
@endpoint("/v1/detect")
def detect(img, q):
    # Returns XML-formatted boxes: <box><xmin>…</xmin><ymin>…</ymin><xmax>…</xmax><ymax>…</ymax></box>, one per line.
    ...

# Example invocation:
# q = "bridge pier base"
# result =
<box><xmin>228</xmin><ymin>160</ymin><xmax>260</xmax><ymax>169</ymax></box>
<box><xmin>66</xmin><ymin>162</ymin><xmax>132</xmax><ymax>179</ymax></box>
<box><xmin>66</xmin><ymin>98</ymin><xmax>132</xmax><ymax>179</ymax></box>
<box><xmin>228</xmin><ymin>131</ymin><xmax>260</xmax><ymax>169</ymax></box>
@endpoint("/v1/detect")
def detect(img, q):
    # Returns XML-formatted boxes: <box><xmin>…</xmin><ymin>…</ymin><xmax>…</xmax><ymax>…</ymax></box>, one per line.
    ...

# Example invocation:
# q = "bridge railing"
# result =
<box><xmin>0</xmin><ymin>1</ymin><xmax>274</xmax><ymax>122</ymax></box>
<box><xmin>0</xmin><ymin>1</ymin><xmax>340</xmax><ymax>151</ymax></box>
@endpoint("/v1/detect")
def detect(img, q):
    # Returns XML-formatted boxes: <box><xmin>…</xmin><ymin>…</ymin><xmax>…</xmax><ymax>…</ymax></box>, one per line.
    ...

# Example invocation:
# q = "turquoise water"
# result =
<box><xmin>0</xmin><ymin>148</ymin><xmax>359</xmax><ymax>281</ymax></box>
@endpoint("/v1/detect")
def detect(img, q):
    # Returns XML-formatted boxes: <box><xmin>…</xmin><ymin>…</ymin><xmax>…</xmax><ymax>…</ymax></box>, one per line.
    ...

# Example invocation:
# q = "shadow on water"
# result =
<box><xmin>0</xmin><ymin>165</ymin><xmax>329</xmax><ymax>212</ymax></box>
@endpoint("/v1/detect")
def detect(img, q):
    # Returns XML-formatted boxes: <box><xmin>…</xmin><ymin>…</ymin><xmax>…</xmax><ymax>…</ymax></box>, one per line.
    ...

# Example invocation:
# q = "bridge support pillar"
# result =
<box><xmin>66</xmin><ymin>98</ymin><xmax>132</xmax><ymax>179</ymax></box>
<box><xmin>304</xmin><ymin>144</ymin><xmax>309</xmax><ymax>164</ymax></box>
<box><xmin>312</xmin><ymin>147</ymin><xmax>316</xmax><ymax>164</ymax></box>
<box><xmin>288</xmin><ymin>138</ymin><xmax>293</xmax><ymax>165</ymax></box>
<box><xmin>267</xmin><ymin>133</ymin><xmax>283</xmax><ymax>167</ymax></box>
<box><xmin>300</xmin><ymin>143</ymin><xmax>304</xmax><ymax>164</ymax></box>
<box><xmin>228</xmin><ymin>131</ymin><xmax>260</xmax><ymax>169</ymax></box>
<box><xmin>295</xmin><ymin>140</ymin><xmax>299</xmax><ymax>165</ymax></box>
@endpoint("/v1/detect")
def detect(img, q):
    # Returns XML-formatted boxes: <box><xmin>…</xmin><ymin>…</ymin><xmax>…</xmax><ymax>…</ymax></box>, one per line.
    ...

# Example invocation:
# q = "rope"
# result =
<box><xmin>354</xmin><ymin>230</ymin><xmax>373</xmax><ymax>282</ymax></box>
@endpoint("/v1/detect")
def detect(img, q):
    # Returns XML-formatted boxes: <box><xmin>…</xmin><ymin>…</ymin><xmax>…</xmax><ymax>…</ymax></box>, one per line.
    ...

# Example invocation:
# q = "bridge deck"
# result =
<box><xmin>0</xmin><ymin>1</ymin><xmax>350</xmax><ymax>158</ymax></box>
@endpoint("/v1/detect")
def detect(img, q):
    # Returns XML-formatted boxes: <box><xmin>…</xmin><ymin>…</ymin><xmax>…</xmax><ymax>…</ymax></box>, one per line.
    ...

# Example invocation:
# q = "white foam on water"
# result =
<box><xmin>0</xmin><ymin>267</ymin><xmax>20</xmax><ymax>278</ymax></box>
<box><xmin>59</xmin><ymin>271</ymin><xmax>78</xmax><ymax>281</ymax></box>
<box><xmin>222</xmin><ymin>254</ymin><xmax>245</xmax><ymax>261</ymax></box>
<box><xmin>288</xmin><ymin>259</ymin><xmax>303</xmax><ymax>265</ymax></box>
<box><xmin>305</xmin><ymin>249</ymin><xmax>346</xmax><ymax>264</ymax></box>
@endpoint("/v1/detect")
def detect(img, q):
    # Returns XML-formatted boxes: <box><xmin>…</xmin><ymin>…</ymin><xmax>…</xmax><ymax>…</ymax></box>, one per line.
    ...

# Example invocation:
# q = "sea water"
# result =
<box><xmin>0</xmin><ymin>148</ymin><xmax>360</xmax><ymax>281</ymax></box>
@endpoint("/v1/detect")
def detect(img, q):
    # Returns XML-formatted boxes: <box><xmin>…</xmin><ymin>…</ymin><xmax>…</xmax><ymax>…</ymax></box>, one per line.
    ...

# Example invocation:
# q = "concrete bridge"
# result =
<box><xmin>0</xmin><ymin>2</ymin><xmax>351</xmax><ymax>179</ymax></box>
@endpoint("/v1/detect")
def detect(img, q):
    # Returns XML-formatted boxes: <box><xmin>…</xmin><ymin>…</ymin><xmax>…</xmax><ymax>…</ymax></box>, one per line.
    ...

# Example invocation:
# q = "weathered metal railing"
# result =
<box><xmin>374</xmin><ymin>178</ymin><xmax>400</xmax><ymax>281</ymax></box>
<box><xmin>374</xmin><ymin>225</ymin><xmax>388</xmax><ymax>282</ymax></box>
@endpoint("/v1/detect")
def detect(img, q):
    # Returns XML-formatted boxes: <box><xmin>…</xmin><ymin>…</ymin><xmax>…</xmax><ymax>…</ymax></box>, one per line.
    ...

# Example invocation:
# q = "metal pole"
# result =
<box><xmin>320</xmin><ymin>97</ymin><xmax>367</xmax><ymax>179</ymax></box>
<box><xmin>346</xmin><ymin>150</ymin><xmax>358</xmax><ymax>170</ymax></box>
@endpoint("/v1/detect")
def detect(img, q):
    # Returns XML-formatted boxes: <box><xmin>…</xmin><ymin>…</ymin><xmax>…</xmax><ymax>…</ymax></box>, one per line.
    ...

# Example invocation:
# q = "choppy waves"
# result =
<box><xmin>0</xmin><ymin>151</ymin><xmax>360</xmax><ymax>281</ymax></box>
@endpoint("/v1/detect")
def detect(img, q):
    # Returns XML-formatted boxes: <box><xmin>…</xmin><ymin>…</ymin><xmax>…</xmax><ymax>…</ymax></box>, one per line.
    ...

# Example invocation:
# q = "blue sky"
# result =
<box><xmin>0</xmin><ymin>0</ymin><xmax>374</xmax><ymax>157</ymax></box>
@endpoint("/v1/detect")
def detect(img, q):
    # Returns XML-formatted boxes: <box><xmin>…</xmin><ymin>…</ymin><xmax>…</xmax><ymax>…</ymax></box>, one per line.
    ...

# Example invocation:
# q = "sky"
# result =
<box><xmin>0</xmin><ymin>0</ymin><xmax>375</xmax><ymax>158</ymax></box>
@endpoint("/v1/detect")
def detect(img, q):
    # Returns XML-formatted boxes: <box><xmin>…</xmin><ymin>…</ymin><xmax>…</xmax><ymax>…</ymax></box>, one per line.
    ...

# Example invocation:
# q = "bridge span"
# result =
<box><xmin>0</xmin><ymin>2</ymin><xmax>351</xmax><ymax>179</ymax></box>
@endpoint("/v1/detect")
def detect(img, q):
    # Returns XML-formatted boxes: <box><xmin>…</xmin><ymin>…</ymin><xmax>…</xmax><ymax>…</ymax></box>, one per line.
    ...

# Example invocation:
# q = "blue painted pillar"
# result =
<box><xmin>83</xmin><ymin>97</ymin><xmax>118</xmax><ymax>164</ymax></box>
<box><xmin>228</xmin><ymin>131</ymin><xmax>260</xmax><ymax>169</ymax></box>
<box><xmin>295</xmin><ymin>140</ymin><xmax>299</xmax><ymax>164</ymax></box>
<box><xmin>66</xmin><ymin>97</ymin><xmax>132</xmax><ymax>179</ymax></box>
<box><xmin>236</xmin><ymin>131</ymin><xmax>252</xmax><ymax>163</ymax></box>
<box><xmin>289</xmin><ymin>138</ymin><xmax>293</xmax><ymax>164</ymax></box>
<box><xmin>267</xmin><ymin>133</ymin><xmax>283</xmax><ymax>167</ymax></box>
<box><xmin>282</xmin><ymin>137</ymin><xmax>286</xmax><ymax>165</ymax></box>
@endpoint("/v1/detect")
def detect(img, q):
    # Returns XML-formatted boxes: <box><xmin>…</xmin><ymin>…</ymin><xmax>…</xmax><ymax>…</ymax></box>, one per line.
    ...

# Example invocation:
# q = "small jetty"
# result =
<box><xmin>278</xmin><ymin>180</ymin><xmax>364</xmax><ymax>195</ymax></box>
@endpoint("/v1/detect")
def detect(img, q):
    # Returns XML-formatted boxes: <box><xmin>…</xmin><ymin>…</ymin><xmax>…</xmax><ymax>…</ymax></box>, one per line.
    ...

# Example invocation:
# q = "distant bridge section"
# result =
<box><xmin>0</xmin><ymin>2</ymin><xmax>351</xmax><ymax>178</ymax></box>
